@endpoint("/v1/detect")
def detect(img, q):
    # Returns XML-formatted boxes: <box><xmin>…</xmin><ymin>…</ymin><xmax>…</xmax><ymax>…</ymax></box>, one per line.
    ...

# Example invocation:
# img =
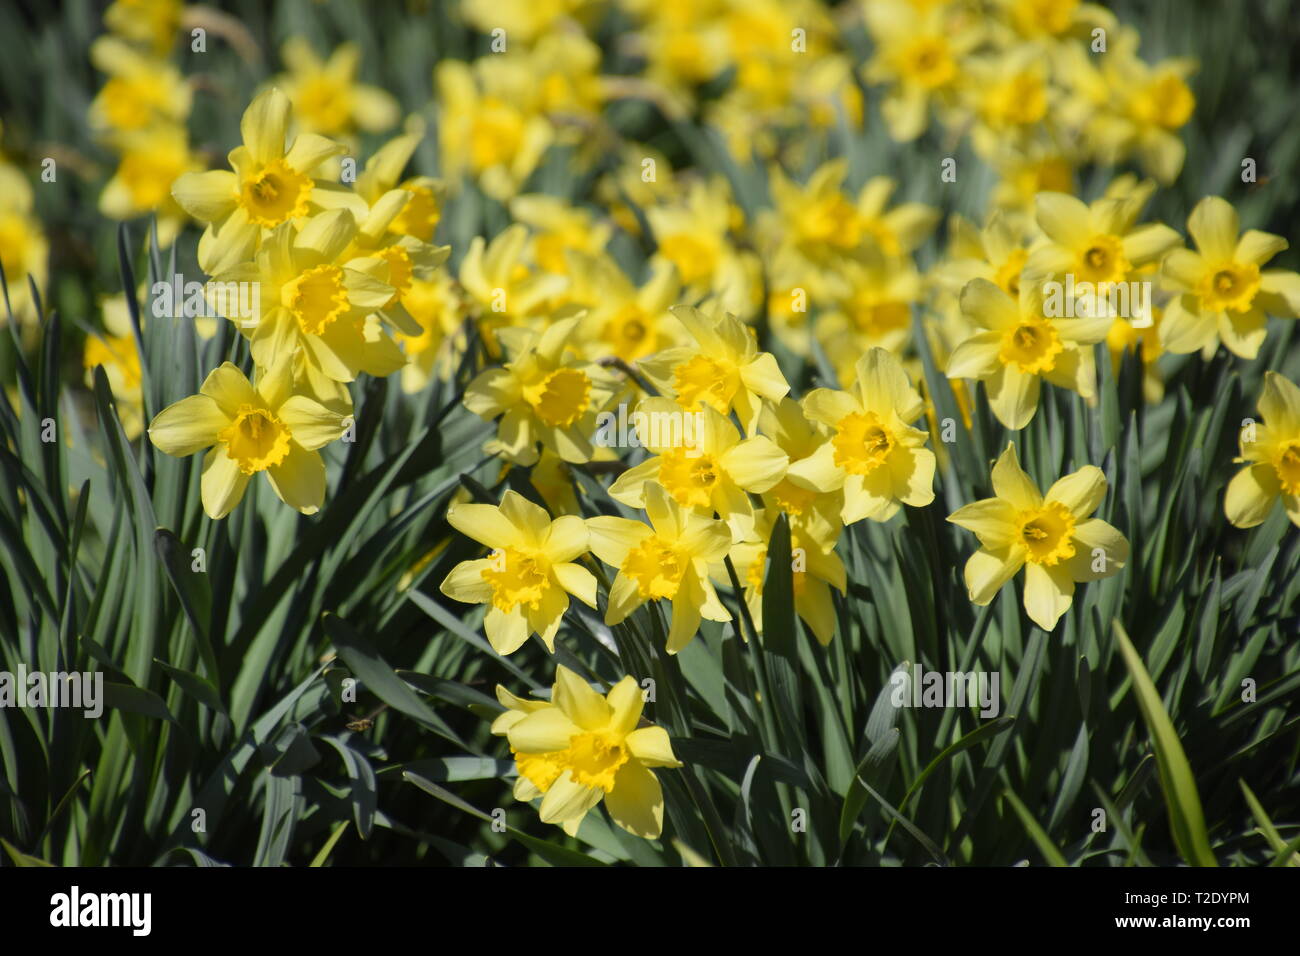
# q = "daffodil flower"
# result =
<box><xmin>354</xmin><ymin>130</ymin><xmax>447</xmax><ymax>242</ymax></box>
<box><xmin>947</xmin><ymin>276</ymin><xmax>1114</xmax><ymax>429</ymax></box>
<box><xmin>725</xmin><ymin>507</ymin><xmax>847</xmax><ymax>646</ymax></box>
<box><xmin>608</xmin><ymin>399</ymin><xmax>788</xmax><ymax>540</ymax></box>
<box><xmin>948</xmin><ymin>443</ymin><xmax>1129</xmax><ymax>631</ymax></box>
<box><xmin>439</xmin><ymin>490</ymin><xmax>597</xmax><ymax>655</ymax></box>
<box><xmin>501</xmin><ymin>666</ymin><xmax>682</xmax><ymax>839</ymax></box>
<box><xmin>1027</xmin><ymin>187</ymin><xmax>1181</xmax><ymax>289</ymax></box>
<box><xmin>210</xmin><ymin>210</ymin><xmax>405</xmax><ymax>400</ymax></box>
<box><xmin>637</xmin><ymin>305</ymin><xmax>789</xmax><ymax>434</ymax></box>
<box><xmin>587</xmin><ymin>483</ymin><xmax>732</xmax><ymax>654</ymax></box>
<box><xmin>275</xmin><ymin>38</ymin><xmax>399</xmax><ymax>140</ymax></box>
<box><xmin>170</xmin><ymin>87</ymin><xmax>365</xmax><ymax>274</ymax></box>
<box><xmin>755</xmin><ymin>397</ymin><xmax>844</xmax><ymax>549</ymax></box>
<box><xmin>1160</xmin><ymin>196</ymin><xmax>1300</xmax><ymax>360</ymax></box>
<box><xmin>463</xmin><ymin>315</ymin><xmax>619</xmax><ymax>467</ymax></box>
<box><xmin>147</xmin><ymin>357</ymin><xmax>347</xmax><ymax>519</ymax></box>
<box><xmin>1225</xmin><ymin>372</ymin><xmax>1300</xmax><ymax>529</ymax></box>
<box><xmin>789</xmin><ymin>348</ymin><xmax>935</xmax><ymax>524</ymax></box>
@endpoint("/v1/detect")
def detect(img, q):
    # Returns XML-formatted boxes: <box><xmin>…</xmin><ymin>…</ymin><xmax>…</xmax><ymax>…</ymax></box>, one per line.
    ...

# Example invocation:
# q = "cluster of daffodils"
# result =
<box><xmin>0</xmin><ymin>123</ymin><xmax>49</xmax><ymax>328</ymax></box>
<box><xmin>146</xmin><ymin>89</ymin><xmax>451</xmax><ymax>517</ymax></box>
<box><xmin>88</xmin><ymin>0</ymin><xmax>200</xmax><ymax>242</ymax></box>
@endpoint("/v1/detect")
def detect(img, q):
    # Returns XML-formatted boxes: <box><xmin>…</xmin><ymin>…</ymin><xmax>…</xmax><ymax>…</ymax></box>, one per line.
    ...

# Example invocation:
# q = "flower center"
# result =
<box><xmin>623</xmin><ymin>535</ymin><xmax>688</xmax><ymax>600</ymax></box>
<box><xmin>1078</xmin><ymin>235</ymin><xmax>1129</xmax><ymax>284</ymax></box>
<box><xmin>469</xmin><ymin>98</ymin><xmax>525</xmax><ymax>171</ymax></box>
<box><xmin>848</xmin><ymin>298</ymin><xmax>911</xmax><ymax>337</ymax></box>
<box><xmin>218</xmin><ymin>405</ymin><xmax>291</xmax><ymax>475</ymax></box>
<box><xmin>1132</xmin><ymin>73</ymin><xmax>1194</xmax><ymax>129</ymax></box>
<box><xmin>673</xmin><ymin>354</ymin><xmax>736</xmax><ymax>415</ymax></box>
<box><xmin>1273</xmin><ymin>441</ymin><xmax>1300</xmax><ymax>496</ymax></box>
<box><xmin>995</xmin><ymin>249</ymin><xmax>1028</xmax><ymax>296</ymax></box>
<box><xmin>1017</xmin><ymin>501</ymin><xmax>1077</xmax><ymax>565</ymax></box>
<box><xmin>902</xmin><ymin>36</ymin><xmax>955</xmax><ymax>89</ymax></box>
<box><xmin>658</xmin><ymin>450</ymin><xmax>720</xmax><ymax>509</ymax></box>
<box><xmin>522</xmin><ymin>367</ymin><xmax>592</xmax><ymax>427</ymax></box>
<box><xmin>296</xmin><ymin>75</ymin><xmax>353</xmax><ymax>135</ymax></box>
<box><xmin>1000</xmin><ymin>318</ymin><xmax>1063</xmax><ymax>374</ymax></box>
<box><xmin>657</xmin><ymin>233</ymin><xmax>718</xmax><ymax>286</ymax></box>
<box><xmin>240</xmin><ymin>158</ymin><xmax>311</xmax><ymax>227</ymax></box>
<box><xmin>283</xmin><ymin>264</ymin><xmax>350</xmax><ymax>336</ymax></box>
<box><xmin>381</xmin><ymin>245</ymin><xmax>413</xmax><ymax>304</ymax></box>
<box><xmin>565</xmin><ymin>732</ymin><xmax>629</xmax><ymax>792</ymax></box>
<box><xmin>480</xmin><ymin>547</ymin><xmax>550</xmax><ymax>612</ymax></box>
<box><xmin>513</xmin><ymin>748</ymin><xmax>565</xmax><ymax>793</ymax></box>
<box><xmin>768</xmin><ymin>477</ymin><xmax>818</xmax><ymax>515</ymax></box>
<box><xmin>390</xmin><ymin>182</ymin><xmax>442</xmax><ymax>241</ymax></box>
<box><xmin>800</xmin><ymin>195</ymin><xmax>861</xmax><ymax>249</ymax></box>
<box><xmin>1197</xmin><ymin>262</ymin><xmax>1259</xmax><ymax>313</ymax></box>
<box><xmin>604</xmin><ymin>304</ymin><xmax>653</xmax><ymax>360</ymax></box>
<box><xmin>832</xmin><ymin>411</ymin><xmax>895</xmax><ymax>476</ymax></box>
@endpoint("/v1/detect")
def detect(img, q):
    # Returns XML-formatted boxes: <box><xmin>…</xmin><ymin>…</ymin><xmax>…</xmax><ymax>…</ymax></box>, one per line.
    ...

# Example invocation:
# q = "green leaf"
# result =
<box><xmin>1112</xmin><ymin>620</ymin><xmax>1217</xmax><ymax>867</ymax></box>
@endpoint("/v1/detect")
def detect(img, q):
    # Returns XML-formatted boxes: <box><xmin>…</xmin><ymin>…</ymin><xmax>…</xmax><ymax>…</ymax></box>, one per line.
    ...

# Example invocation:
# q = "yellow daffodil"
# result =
<box><xmin>587</xmin><ymin>483</ymin><xmax>732</xmax><ymax>653</ymax></box>
<box><xmin>1225</xmin><ymin>372</ymin><xmax>1300</xmax><ymax>529</ymax></box>
<box><xmin>463</xmin><ymin>314</ymin><xmax>618</xmax><ymax>466</ymax></box>
<box><xmin>104</xmin><ymin>0</ymin><xmax>181</xmax><ymax>55</ymax></box>
<box><xmin>565</xmin><ymin>253</ymin><xmax>684</xmax><ymax>363</ymax></box>
<box><xmin>501</xmin><ymin>666</ymin><xmax>682</xmax><ymax>838</ymax></box>
<box><xmin>861</xmin><ymin>0</ymin><xmax>981</xmax><ymax>142</ymax></box>
<box><xmin>147</xmin><ymin>357</ymin><xmax>348</xmax><ymax>518</ymax></box>
<box><xmin>396</xmin><ymin>271</ymin><xmax>467</xmax><ymax>394</ymax></box>
<box><xmin>948</xmin><ymin>443</ymin><xmax>1128</xmax><ymax>631</ymax></box>
<box><xmin>790</xmin><ymin>348</ymin><xmax>935</xmax><ymax>525</ymax></box>
<box><xmin>209</xmin><ymin>210</ymin><xmax>404</xmax><ymax>398</ymax></box>
<box><xmin>645</xmin><ymin>177</ymin><xmax>761</xmax><ymax>319</ymax></box>
<box><xmin>435</xmin><ymin>57</ymin><xmax>553</xmax><ymax>200</ymax></box>
<box><xmin>98</xmin><ymin>125</ymin><xmax>201</xmax><ymax>243</ymax></box>
<box><xmin>608</xmin><ymin>399</ymin><xmax>788</xmax><ymax>539</ymax></box>
<box><xmin>275</xmin><ymin>38</ymin><xmax>399</xmax><ymax>140</ymax></box>
<box><xmin>354</xmin><ymin>130</ymin><xmax>447</xmax><ymax>243</ymax></box>
<box><xmin>0</xmin><ymin>164</ymin><xmax>49</xmax><ymax>326</ymax></box>
<box><xmin>439</xmin><ymin>490</ymin><xmax>598</xmax><ymax>655</ymax></box>
<box><xmin>458</xmin><ymin>224</ymin><xmax>568</xmax><ymax>348</ymax></box>
<box><xmin>88</xmin><ymin>37</ymin><xmax>191</xmax><ymax>136</ymax></box>
<box><xmin>637</xmin><ymin>305</ymin><xmax>789</xmax><ymax>434</ymax></box>
<box><xmin>755</xmin><ymin>397</ymin><xmax>843</xmax><ymax>549</ymax></box>
<box><xmin>509</xmin><ymin>195</ymin><xmax>612</xmax><ymax>275</ymax></box>
<box><xmin>84</xmin><ymin>294</ymin><xmax>144</xmax><ymax>439</ymax></box>
<box><xmin>1160</xmin><ymin>196</ymin><xmax>1299</xmax><ymax>360</ymax></box>
<box><xmin>1026</xmin><ymin>187</ymin><xmax>1181</xmax><ymax>289</ymax></box>
<box><xmin>947</xmin><ymin>276</ymin><xmax>1113</xmax><ymax>429</ymax></box>
<box><xmin>171</xmin><ymin>88</ymin><xmax>364</xmax><ymax>274</ymax></box>
<box><xmin>726</xmin><ymin>507</ymin><xmax>846</xmax><ymax>646</ymax></box>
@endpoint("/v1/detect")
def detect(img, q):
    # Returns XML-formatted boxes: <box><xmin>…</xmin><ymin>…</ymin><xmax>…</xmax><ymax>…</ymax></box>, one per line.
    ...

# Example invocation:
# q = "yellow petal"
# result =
<box><xmin>148</xmin><ymin>394</ymin><xmax>227</xmax><ymax>456</ymax></box>
<box><xmin>991</xmin><ymin>442</ymin><xmax>1042</xmax><ymax>510</ymax></box>
<box><xmin>605</xmin><ymin>760</ymin><xmax>664</xmax><ymax>838</ymax></box>
<box><xmin>720</xmin><ymin>436</ymin><xmax>788</xmax><ymax>493</ymax></box>
<box><xmin>963</xmin><ymin>547</ymin><xmax>1023</xmax><ymax>605</ymax></box>
<box><xmin>242</xmin><ymin>87</ymin><xmax>291</xmax><ymax>165</ymax></box>
<box><xmin>626</xmin><ymin>726</ymin><xmax>681</xmax><ymax>767</ymax></box>
<box><xmin>946</xmin><ymin>331</ymin><xmax>1003</xmax><ymax>380</ymax></box>
<box><xmin>265</xmin><ymin>444</ymin><xmax>326</xmax><ymax>514</ymax></box>
<box><xmin>1187</xmin><ymin>196</ymin><xmax>1238</xmax><ymax>262</ymax></box>
<box><xmin>277</xmin><ymin>395</ymin><xmax>344</xmax><ymax>450</ymax></box>
<box><xmin>606</xmin><ymin>676</ymin><xmax>645</xmax><ymax>737</ymax></box>
<box><xmin>538</xmin><ymin>771</ymin><xmax>604</xmax><ymax>825</ymax></box>
<box><xmin>857</xmin><ymin>347</ymin><xmax>923</xmax><ymax>422</ymax></box>
<box><xmin>170</xmin><ymin>170</ymin><xmax>236</xmax><ymax>222</ymax></box>
<box><xmin>553</xmin><ymin>665</ymin><xmax>611</xmax><ymax>731</ymax></box>
<box><xmin>586</xmin><ymin>516</ymin><xmax>652</xmax><ymax>568</ymax></box>
<box><xmin>1065</xmin><ymin>519</ymin><xmax>1129</xmax><ymax>581</ymax></box>
<box><xmin>447</xmin><ymin>501</ymin><xmax>520</xmax><ymax>550</ymax></box>
<box><xmin>1022</xmin><ymin>561</ymin><xmax>1073</xmax><ymax>631</ymax></box>
<box><xmin>1233</xmin><ymin>229</ymin><xmax>1287</xmax><ymax>266</ymax></box>
<box><xmin>986</xmin><ymin>363</ymin><xmax>1041</xmax><ymax>430</ymax></box>
<box><xmin>552</xmin><ymin>562</ymin><xmax>597</xmax><ymax>608</ymax></box>
<box><xmin>200</xmin><ymin>446</ymin><xmax>250</xmax><ymax>519</ymax></box>
<box><xmin>509</xmin><ymin>706</ymin><xmax>581</xmax><ymax>753</ymax></box>
<box><xmin>439</xmin><ymin>559</ymin><xmax>493</xmax><ymax>605</ymax></box>
<box><xmin>1224</xmin><ymin>463</ymin><xmax>1280</xmax><ymax>529</ymax></box>
<box><xmin>947</xmin><ymin>497</ymin><xmax>1019</xmax><ymax>549</ymax></box>
<box><xmin>1259</xmin><ymin>371</ymin><xmax>1300</xmax><ymax>434</ymax></box>
<box><xmin>485</xmin><ymin>606</ymin><xmax>529</xmax><ymax>655</ymax></box>
<box><xmin>1045</xmin><ymin>465</ymin><xmax>1107</xmax><ymax>519</ymax></box>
